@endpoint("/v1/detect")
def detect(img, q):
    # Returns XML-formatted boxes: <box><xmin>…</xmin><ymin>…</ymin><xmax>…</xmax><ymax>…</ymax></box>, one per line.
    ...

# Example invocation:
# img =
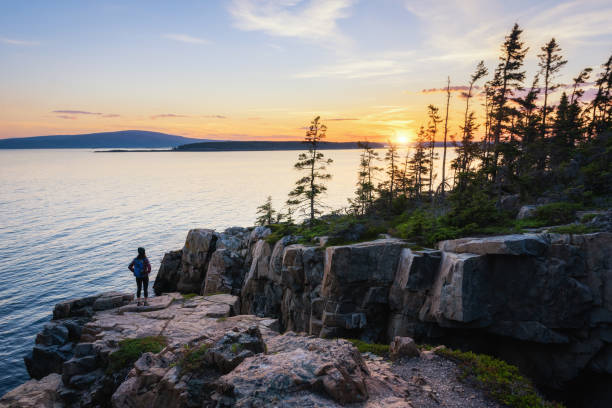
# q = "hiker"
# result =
<box><xmin>128</xmin><ymin>247</ymin><xmax>151</xmax><ymax>306</ymax></box>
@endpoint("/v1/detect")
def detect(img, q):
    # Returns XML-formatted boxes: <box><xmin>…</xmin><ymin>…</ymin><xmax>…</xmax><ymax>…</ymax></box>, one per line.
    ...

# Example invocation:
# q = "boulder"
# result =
<box><xmin>517</xmin><ymin>205</ymin><xmax>539</xmax><ymax>220</ymax></box>
<box><xmin>152</xmin><ymin>250</ymin><xmax>182</xmax><ymax>295</ymax></box>
<box><xmin>500</xmin><ymin>194</ymin><xmax>521</xmax><ymax>213</ymax></box>
<box><xmin>205</xmin><ymin>326</ymin><xmax>266</xmax><ymax>373</ymax></box>
<box><xmin>0</xmin><ymin>374</ymin><xmax>62</xmax><ymax>408</ymax></box>
<box><xmin>389</xmin><ymin>336</ymin><xmax>420</xmax><ymax>360</ymax></box>
<box><xmin>178</xmin><ymin>229</ymin><xmax>218</xmax><ymax>293</ymax></box>
<box><xmin>215</xmin><ymin>334</ymin><xmax>369</xmax><ymax>406</ymax></box>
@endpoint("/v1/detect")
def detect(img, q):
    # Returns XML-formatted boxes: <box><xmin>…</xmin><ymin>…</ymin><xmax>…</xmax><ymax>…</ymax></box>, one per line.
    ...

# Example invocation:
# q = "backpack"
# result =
<box><xmin>133</xmin><ymin>258</ymin><xmax>146</xmax><ymax>278</ymax></box>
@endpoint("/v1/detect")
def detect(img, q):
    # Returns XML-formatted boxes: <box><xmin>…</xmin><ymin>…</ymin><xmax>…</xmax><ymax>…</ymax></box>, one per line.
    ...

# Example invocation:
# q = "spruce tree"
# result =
<box><xmin>286</xmin><ymin>116</ymin><xmax>333</xmax><ymax>224</ymax></box>
<box><xmin>350</xmin><ymin>141</ymin><xmax>380</xmax><ymax>215</ymax></box>
<box><xmin>538</xmin><ymin>38</ymin><xmax>567</xmax><ymax>143</ymax></box>
<box><xmin>490</xmin><ymin>23</ymin><xmax>528</xmax><ymax>181</ymax></box>
<box><xmin>255</xmin><ymin>196</ymin><xmax>276</xmax><ymax>226</ymax></box>
<box><xmin>426</xmin><ymin>105</ymin><xmax>442</xmax><ymax>198</ymax></box>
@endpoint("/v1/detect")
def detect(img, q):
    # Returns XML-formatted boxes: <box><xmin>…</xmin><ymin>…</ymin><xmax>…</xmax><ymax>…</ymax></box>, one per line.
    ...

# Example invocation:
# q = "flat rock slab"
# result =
<box><xmin>438</xmin><ymin>234</ymin><xmax>548</xmax><ymax>256</ymax></box>
<box><xmin>0</xmin><ymin>373</ymin><xmax>62</xmax><ymax>408</ymax></box>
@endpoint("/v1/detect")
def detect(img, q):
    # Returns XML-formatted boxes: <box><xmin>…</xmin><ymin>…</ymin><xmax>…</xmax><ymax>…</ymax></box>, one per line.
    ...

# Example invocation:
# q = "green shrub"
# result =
<box><xmin>550</xmin><ymin>224</ymin><xmax>598</xmax><ymax>234</ymax></box>
<box><xmin>182</xmin><ymin>293</ymin><xmax>198</xmax><ymax>300</ymax></box>
<box><xmin>107</xmin><ymin>336</ymin><xmax>167</xmax><ymax>373</ymax></box>
<box><xmin>177</xmin><ymin>343</ymin><xmax>210</xmax><ymax>374</ymax></box>
<box><xmin>346</xmin><ymin>339</ymin><xmax>389</xmax><ymax>356</ymax></box>
<box><xmin>533</xmin><ymin>202</ymin><xmax>581</xmax><ymax>225</ymax></box>
<box><xmin>230</xmin><ymin>343</ymin><xmax>242</xmax><ymax>354</ymax></box>
<box><xmin>436</xmin><ymin>347</ymin><xmax>564</xmax><ymax>408</ymax></box>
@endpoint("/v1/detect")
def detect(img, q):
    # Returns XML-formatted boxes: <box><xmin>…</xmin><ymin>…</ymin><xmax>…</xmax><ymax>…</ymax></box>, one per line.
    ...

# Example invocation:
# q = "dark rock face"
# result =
<box><xmin>154</xmin><ymin>227</ymin><xmax>252</xmax><ymax>296</ymax></box>
<box><xmin>202</xmin><ymin>249</ymin><xmax>245</xmax><ymax>295</ymax></box>
<box><xmin>318</xmin><ymin>239</ymin><xmax>406</xmax><ymax>341</ymax></box>
<box><xmin>152</xmin><ymin>250</ymin><xmax>182</xmax><ymax>296</ymax></box>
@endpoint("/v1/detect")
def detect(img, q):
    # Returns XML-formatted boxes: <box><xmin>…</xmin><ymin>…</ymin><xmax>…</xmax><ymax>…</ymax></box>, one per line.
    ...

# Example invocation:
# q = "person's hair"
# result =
<box><xmin>137</xmin><ymin>247</ymin><xmax>146</xmax><ymax>259</ymax></box>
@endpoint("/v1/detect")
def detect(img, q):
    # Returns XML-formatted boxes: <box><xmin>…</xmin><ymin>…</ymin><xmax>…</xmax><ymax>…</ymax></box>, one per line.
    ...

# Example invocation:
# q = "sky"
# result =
<box><xmin>1</xmin><ymin>0</ymin><xmax>611</xmax><ymax>143</ymax></box>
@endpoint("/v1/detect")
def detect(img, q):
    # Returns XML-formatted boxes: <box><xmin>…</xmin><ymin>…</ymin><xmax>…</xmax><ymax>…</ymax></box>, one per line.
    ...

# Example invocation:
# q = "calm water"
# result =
<box><xmin>0</xmin><ymin>147</ymin><xmax>455</xmax><ymax>394</ymax></box>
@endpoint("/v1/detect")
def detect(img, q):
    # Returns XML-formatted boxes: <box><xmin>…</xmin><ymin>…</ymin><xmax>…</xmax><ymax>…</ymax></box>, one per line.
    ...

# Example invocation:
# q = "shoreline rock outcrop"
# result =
<box><xmin>153</xmin><ymin>227</ymin><xmax>612</xmax><ymax>400</ymax></box>
<box><xmin>5</xmin><ymin>225</ymin><xmax>612</xmax><ymax>407</ymax></box>
<box><xmin>4</xmin><ymin>291</ymin><xmax>503</xmax><ymax>408</ymax></box>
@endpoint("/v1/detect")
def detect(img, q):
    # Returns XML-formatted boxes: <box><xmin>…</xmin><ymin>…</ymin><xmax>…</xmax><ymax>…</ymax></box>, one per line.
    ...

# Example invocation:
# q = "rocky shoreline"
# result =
<box><xmin>2</xmin><ymin>225</ymin><xmax>612</xmax><ymax>406</ymax></box>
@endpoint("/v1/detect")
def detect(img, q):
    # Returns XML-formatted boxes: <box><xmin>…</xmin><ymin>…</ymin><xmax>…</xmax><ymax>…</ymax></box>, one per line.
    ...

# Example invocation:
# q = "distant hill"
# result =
<box><xmin>175</xmin><ymin>141</ymin><xmax>386</xmax><ymax>151</ymax></box>
<box><xmin>0</xmin><ymin>130</ymin><xmax>210</xmax><ymax>149</ymax></box>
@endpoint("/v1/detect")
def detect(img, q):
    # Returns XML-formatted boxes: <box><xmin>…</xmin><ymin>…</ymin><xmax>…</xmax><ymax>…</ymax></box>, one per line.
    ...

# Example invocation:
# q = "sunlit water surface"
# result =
<box><xmin>0</xmin><ymin>148</ymin><xmax>455</xmax><ymax>394</ymax></box>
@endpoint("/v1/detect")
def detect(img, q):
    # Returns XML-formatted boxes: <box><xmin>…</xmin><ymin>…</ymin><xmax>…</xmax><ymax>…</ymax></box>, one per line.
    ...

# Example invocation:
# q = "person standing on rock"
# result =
<box><xmin>128</xmin><ymin>247</ymin><xmax>151</xmax><ymax>306</ymax></box>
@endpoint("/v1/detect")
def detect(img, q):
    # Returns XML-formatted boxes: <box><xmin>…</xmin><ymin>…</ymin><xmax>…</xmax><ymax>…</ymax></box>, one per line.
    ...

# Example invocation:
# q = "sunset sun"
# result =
<box><xmin>394</xmin><ymin>130</ymin><xmax>412</xmax><ymax>145</ymax></box>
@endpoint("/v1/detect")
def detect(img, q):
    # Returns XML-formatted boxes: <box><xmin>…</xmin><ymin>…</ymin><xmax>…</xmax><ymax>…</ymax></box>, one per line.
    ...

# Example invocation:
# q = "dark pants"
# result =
<box><xmin>136</xmin><ymin>275</ymin><xmax>149</xmax><ymax>298</ymax></box>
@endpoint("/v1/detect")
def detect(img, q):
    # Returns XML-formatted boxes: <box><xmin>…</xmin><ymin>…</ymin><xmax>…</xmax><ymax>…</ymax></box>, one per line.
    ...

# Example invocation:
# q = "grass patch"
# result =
<box><xmin>436</xmin><ymin>347</ymin><xmax>564</xmax><ymax>408</ymax></box>
<box><xmin>231</xmin><ymin>343</ymin><xmax>242</xmax><ymax>354</ymax></box>
<box><xmin>533</xmin><ymin>202</ymin><xmax>582</xmax><ymax>225</ymax></box>
<box><xmin>176</xmin><ymin>343</ymin><xmax>210</xmax><ymax>374</ymax></box>
<box><xmin>216</xmin><ymin>317</ymin><xmax>227</xmax><ymax>322</ymax></box>
<box><xmin>107</xmin><ymin>336</ymin><xmax>167</xmax><ymax>373</ymax></box>
<box><xmin>182</xmin><ymin>293</ymin><xmax>199</xmax><ymax>300</ymax></box>
<box><xmin>205</xmin><ymin>291</ymin><xmax>229</xmax><ymax>297</ymax></box>
<box><xmin>549</xmin><ymin>224</ymin><xmax>599</xmax><ymax>234</ymax></box>
<box><xmin>265</xmin><ymin>216</ymin><xmax>388</xmax><ymax>246</ymax></box>
<box><xmin>346</xmin><ymin>339</ymin><xmax>389</xmax><ymax>356</ymax></box>
<box><xmin>580</xmin><ymin>213</ymin><xmax>597</xmax><ymax>223</ymax></box>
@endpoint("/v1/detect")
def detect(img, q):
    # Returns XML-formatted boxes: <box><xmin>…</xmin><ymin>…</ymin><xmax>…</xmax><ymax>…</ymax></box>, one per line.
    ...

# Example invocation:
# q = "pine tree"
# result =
<box><xmin>426</xmin><ymin>105</ymin><xmax>442</xmax><ymax>198</ymax></box>
<box><xmin>408</xmin><ymin>126</ymin><xmax>430</xmax><ymax>200</ymax></box>
<box><xmin>286</xmin><ymin>116</ymin><xmax>333</xmax><ymax>224</ymax></box>
<box><xmin>490</xmin><ymin>23</ymin><xmax>528</xmax><ymax>181</ymax></box>
<box><xmin>538</xmin><ymin>38</ymin><xmax>567</xmax><ymax>144</ymax></box>
<box><xmin>349</xmin><ymin>141</ymin><xmax>380</xmax><ymax>215</ymax></box>
<box><xmin>382</xmin><ymin>141</ymin><xmax>400</xmax><ymax>207</ymax></box>
<box><xmin>441</xmin><ymin>77</ymin><xmax>451</xmax><ymax>196</ymax></box>
<box><xmin>255</xmin><ymin>196</ymin><xmax>276</xmax><ymax>226</ymax></box>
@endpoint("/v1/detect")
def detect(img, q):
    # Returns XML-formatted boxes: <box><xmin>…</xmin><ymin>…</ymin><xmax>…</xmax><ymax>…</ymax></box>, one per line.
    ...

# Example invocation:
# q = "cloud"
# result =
<box><xmin>202</xmin><ymin>115</ymin><xmax>227</xmax><ymax>119</ymax></box>
<box><xmin>421</xmin><ymin>86</ymin><xmax>478</xmax><ymax>94</ymax></box>
<box><xmin>56</xmin><ymin>115</ymin><xmax>77</xmax><ymax>120</ymax></box>
<box><xmin>295</xmin><ymin>58</ymin><xmax>411</xmax><ymax>79</ymax></box>
<box><xmin>228</xmin><ymin>0</ymin><xmax>354</xmax><ymax>45</ymax></box>
<box><xmin>150</xmin><ymin>113</ymin><xmax>189</xmax><ymax>119</ymax></box>
<box><xmin>103</xmin><ymin>114</ymin><xmax>120</xmax><ymax>118</ymax></box>
<box><xmin>0</xmin><ymin>37</ymin><xmax>39</xmax><ymax>46</ymax></box>
<box><xmin>162</xmin><ymin>33</ymin><xmax>210</xmax><ymax>44</ymax></box>
<box><xmin>404</xmin><ymin>0</ymin><xmax>612</xmax><ymax>65</ymax></box>
<box><xmin>326</xmin><ymin>117</ymin><xmax>359</xmax><ymax>121</ymax></box>
<box><xmin>52</xmin><ymin>110</ymin><xmax>102</xmax><ymax>115</ymax></box>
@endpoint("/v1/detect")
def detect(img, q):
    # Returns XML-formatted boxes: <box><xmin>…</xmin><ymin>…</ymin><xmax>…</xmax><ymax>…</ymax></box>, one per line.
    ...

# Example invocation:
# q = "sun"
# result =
<box><xmin>394</xmin><ymin>130</ymin><xmax>412</xmax><ymax>145</ymax></box>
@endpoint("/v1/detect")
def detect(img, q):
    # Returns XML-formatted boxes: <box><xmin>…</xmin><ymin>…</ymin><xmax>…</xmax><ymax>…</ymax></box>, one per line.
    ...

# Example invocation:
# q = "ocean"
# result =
<box><xmin>0</xmin><ymin>147</ymin><xmax>456</xmax><ymax>394</ymax></box>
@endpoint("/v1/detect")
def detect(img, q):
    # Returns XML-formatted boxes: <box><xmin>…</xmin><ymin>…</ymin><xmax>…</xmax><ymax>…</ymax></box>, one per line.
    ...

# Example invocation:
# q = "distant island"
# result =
<box><xmin>173</xmin><ymin>140</ymin><xmax>386</xmax><ymax>151</ymax></box>
<box><xmin>0</xmin><ymin>130</ymin><xmax>210</xmax><ymax>149</ymax></box>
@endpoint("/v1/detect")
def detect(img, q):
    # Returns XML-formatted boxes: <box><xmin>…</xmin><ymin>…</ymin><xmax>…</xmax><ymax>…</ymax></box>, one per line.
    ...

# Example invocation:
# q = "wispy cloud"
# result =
<box><xmin>162</xmin><ymin>33</ymin><xmax>210</xmax><ymax>44</ymax></box>
<box><xmin>52</xmin><ymin>110</ymin><xmax>120</xmax><ymax>120</ymax></box>
<box><xmin>327</xmin><ymin>117</ymin><xmax>359</xmax><ymax>121</ymax></box>
<box><xmin>421</xmin><ymin>86</ymin><xmax>480</xmax><ymax>93</ymax></box>
<box><xmin>202</xmin><ymin>114</ymin><xmax>227</xmax><ymax>119</ymax></box>
<box><xmin>229</xmin><ymin>0</ymin><xmax>354</xmax><ymax>45</ymax></box>
<box><xmin>0</xmin><ymin>37</ymin><xmax>39</xmax><ymax>46</ymax></box>
<box><xmin>52</xmin><ymin>110</ymin><xmax>102</xmax><ymax>115</ymax></box>
<box><xmin>150</xmin><ymin>113</ymin><xmax>189</xmax><ymax>119</ymax></box>
<box><xmin>295</xmin><ymin>58</ymin><xmax>410</xmax><ymax>79</ymax></box>
<box><xmin>404</xmin><ymin>0</ymin><xmax>612</xmax><ymax>66</ymax></box>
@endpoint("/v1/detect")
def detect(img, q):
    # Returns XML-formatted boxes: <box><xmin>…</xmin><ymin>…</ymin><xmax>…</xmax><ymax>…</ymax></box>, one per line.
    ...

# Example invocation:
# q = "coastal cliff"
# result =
<box><xmin>3</xmin><ymin>225</ymin><xmax>612</xmax><ymax>407</ymax></box>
